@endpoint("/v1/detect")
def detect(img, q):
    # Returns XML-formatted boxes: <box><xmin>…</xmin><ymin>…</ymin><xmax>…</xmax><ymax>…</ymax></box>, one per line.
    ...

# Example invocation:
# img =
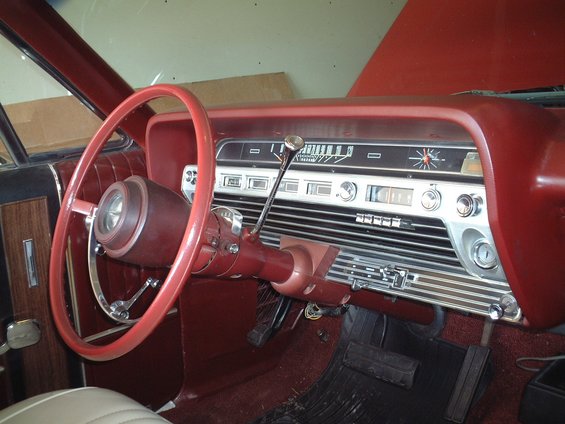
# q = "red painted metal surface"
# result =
<box><xmin>0</xmin><ymin>0</ymin><xmax>151</xmax><ymax>144</ymax></box>
<box><xmin>50</xmin><ymin>85</ymin><xmax>215</xmax><ymax>361</ymax></box>
<box><xmin>146</xmin><ymin>96</ymin><xmax>565</xmax><ymax>328</ymax></box>
<box><xmin>349</xmin><ymin>0</ymin><xmax>565</xmax><ymax>96</ymax></box>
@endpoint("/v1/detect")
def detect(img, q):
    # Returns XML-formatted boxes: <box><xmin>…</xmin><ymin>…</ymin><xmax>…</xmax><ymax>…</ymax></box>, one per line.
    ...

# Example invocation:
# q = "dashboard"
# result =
<box><xmin>145</xmin><ymin>95</ymin><xmax>565</xmax><ymax>329</ymax></box>
<box><xmin>182</xmin><ymin>139</ymin><xmax>521</xmax><ymax>322</ymax></box>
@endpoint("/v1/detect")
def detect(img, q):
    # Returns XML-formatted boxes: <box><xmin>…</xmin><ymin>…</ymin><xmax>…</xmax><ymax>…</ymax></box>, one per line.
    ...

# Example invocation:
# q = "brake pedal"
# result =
<box><xmin>343</xmin><ymin>341</ymin><xmax>420</xmax><ymax>389</ymax></box>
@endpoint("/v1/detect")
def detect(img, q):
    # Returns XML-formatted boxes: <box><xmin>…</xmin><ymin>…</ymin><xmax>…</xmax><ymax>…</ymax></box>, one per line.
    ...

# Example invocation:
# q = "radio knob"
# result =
<box><xmin>421</xmin><ymin>189</ymin><xmax>441</xmax><ymax>211</ymax></box>
<box><xmin>456</xmin><ymin>194</ymin><xmax>482</xmax><ymax>217</ymax></box>
<box><xmin>338</xmin><ymin>181</ymin><xmax>357</xmax><ymax>202</ymax></box>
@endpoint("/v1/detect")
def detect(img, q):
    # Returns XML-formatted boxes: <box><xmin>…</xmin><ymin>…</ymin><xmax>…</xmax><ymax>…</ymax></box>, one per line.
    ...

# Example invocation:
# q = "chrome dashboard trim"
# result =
<box><xmin>186</xmin><ymin>144</ymin><xmax>521</xmax><ymax>322</ymax></box>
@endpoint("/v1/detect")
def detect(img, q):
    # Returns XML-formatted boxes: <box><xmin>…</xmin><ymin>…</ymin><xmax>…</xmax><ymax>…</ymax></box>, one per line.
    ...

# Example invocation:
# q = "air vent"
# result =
<box><xmin>213</xmin><ymin>193</ymin><xmax>519</xmax><ymax>322</ymax></box>
<box><xmin>213</xmin><ymin>193</ymin><xmax>464</xmax><ymax>274</ymax></box>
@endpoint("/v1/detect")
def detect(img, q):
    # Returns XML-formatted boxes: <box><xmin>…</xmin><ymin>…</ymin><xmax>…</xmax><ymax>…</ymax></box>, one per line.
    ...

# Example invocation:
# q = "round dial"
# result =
<box><xmin>421</xmin><ymin>189</ymin><xmax>441</xmax><ymax>211</ymax></box>
<box><xmin>456</xmin><ymin>194</ymin><xmax>482</xmax><ymax>217</ymax></box>
<box><xmin>473</xmin><ymin>240</ymin><xmax>498</xmax><ymax>269</ymax></box>
<box><xmin>338</xmin><ymin>181</ymin><xmax>357</xmax><ymax>202</ymax></box>
<box><xmin>409</xmin><ymin>147</ymin><xmax>443</xmax><ymax>170</ymax></box>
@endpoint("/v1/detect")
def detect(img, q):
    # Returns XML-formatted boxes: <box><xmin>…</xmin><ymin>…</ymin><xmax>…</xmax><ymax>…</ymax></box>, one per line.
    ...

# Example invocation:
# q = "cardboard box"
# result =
<box><xmin>1</xmin><ymin>72</ymin><xmax>295</xmax><ymax>160</ymax></box>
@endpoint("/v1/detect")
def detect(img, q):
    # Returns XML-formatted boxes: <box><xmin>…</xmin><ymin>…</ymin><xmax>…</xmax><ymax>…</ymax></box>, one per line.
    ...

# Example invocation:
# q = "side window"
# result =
<box><xmin>0</xmin><ymin>134</ymin><xmax>10</xmax><ymax>165</ymax></box>
<box><xmin>0</xmin><ymin>35</ymin><xmax>122</xmax><ymax>165</ymax></box>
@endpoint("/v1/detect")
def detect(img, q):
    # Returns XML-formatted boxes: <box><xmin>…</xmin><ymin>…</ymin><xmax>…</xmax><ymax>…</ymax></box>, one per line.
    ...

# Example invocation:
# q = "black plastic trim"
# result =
<box><xmin>0</xmin><ymin>103</ymin><xmax>28</xmax><ymax>166</ymax></box>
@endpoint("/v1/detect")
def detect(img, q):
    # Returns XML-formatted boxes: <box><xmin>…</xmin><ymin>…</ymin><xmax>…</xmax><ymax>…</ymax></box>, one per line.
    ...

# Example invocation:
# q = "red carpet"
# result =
<box><xmin>441</xmin><ymin>312</ymin><xmax>565</xmax><ymax>423</ymax></box>
<box><xmin>163</xmin><ymin>314</ymin><xmax>342</xmax><ymax>424</ymax></box>
<box><xmin>164</xmin><ymin>309</ymin><xmax>565</xmax><ymax>423</ymax></box>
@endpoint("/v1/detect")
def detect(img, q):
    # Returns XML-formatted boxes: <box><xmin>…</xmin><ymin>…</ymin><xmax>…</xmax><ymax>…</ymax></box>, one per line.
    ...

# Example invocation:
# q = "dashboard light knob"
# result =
<box><xmin>421</xmin><ymin>189</ymin><xmax>441</xmax><ymax>211</ymax></box>
<box><xmin>338</xmin><ymin>181</ymin><xmax>357</xmax><ymax>202</ymax></box>
<box><xmin>457</xmin><ymin>194</ymin><xmax>482</xmax><ymax>217</ymax></box>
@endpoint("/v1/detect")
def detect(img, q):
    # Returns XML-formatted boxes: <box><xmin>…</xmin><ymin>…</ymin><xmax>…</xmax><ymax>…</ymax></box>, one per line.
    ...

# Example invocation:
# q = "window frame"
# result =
<box><xmin>0</xmin><ymin>21</ymin><xmax>133</xmax><ymax>169</ymax></box>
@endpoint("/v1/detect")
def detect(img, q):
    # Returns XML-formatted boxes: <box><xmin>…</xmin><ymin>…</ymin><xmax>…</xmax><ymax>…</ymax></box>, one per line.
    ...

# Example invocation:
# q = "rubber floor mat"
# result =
<box><xmin>253</xmin><ymin>306</ymin><xmax>477</xmax><ymax>424</ymax></box>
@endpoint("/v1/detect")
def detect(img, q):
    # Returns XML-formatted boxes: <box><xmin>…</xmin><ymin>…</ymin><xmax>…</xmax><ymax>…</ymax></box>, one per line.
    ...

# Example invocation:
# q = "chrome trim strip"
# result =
<box><xmin>48</xmin><ymin>164</ymin><xmax>63</xmax><ymax>204</ymax></box>
<box><xmin>49</xmin><ymin>164</ymin><xmax>83</xmax><ymax>334</ymax></box>
<box><xmin>83</xmin><ymin>308</ymin><xmax>178</xmax><ymax>343</ymax></box>
<box><xmin>22</xmin><ymin>239</ymin><xmax>39</xmax><ymax>288</ymax></box>
<box><xmin>48</xmin><ymin>163</ymin><xmax>85</xmax><ymax>384</ymax></box>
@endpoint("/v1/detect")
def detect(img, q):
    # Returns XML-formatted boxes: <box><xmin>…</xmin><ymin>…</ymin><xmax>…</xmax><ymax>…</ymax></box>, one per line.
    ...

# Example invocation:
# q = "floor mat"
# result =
<box><xmin>253</xmin><ymin>306</ymin><xmax>476</xmax><ymax>424</ymax></box>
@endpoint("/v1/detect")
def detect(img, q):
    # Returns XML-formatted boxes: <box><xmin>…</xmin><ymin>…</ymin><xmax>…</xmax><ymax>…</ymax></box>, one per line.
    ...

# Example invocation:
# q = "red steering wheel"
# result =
<box><xmin>49</xmin><ymin>85</ymin><xmax>215</xmax><ymax>361</ymax></box>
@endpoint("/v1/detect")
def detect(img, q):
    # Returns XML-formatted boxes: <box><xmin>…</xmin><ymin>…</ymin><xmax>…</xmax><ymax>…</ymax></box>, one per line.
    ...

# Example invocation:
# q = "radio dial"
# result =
<box><xmin>421</xmin><ymin>189</ymin><xmax>441</xmax><ymax>211</ymax></box>
<box><xmin>457</xmin><ymin>194</ymin><xmax>482</xmax><ymax>217</ymax></box>
<box><xmin>338</xmin><ymin>181</ymin><xmax>357</xmax><ymax>202</ymax></box>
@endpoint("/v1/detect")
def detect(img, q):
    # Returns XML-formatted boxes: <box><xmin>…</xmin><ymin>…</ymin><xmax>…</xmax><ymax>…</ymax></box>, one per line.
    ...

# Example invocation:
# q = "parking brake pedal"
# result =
<box><xmin>444</xmin><ymin>345</ymin><xmax>491</xmax><ymax>423</ymax></box>
<box><xmin>343</xmin><ymin>341</ymin><xmax>420</xmax><ymax>389</ymax></box>
<box><xmin>247</xmin><ymin>295</ymin><xmax>293</xmax><ymax>348</ymax></box>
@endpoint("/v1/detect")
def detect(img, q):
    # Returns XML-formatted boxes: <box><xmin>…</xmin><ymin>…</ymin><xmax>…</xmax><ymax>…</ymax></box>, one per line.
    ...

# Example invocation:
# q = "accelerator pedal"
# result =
<box><xmin>444</xmin><ymin>345</ymin><xmax>491</xmax><ymax>423</ymax></box>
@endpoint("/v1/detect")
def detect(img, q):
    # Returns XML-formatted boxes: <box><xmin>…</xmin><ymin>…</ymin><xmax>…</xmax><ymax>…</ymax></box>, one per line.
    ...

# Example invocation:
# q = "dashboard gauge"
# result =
<box><xmin>217</xmin><ymin>140</ymin><xmax>476</xmax><ymax>176</ymax></box>
<box><xmin>409</xmin><ymin>148</ymin><xmax>444</xmax><ymax>170</ymax></box>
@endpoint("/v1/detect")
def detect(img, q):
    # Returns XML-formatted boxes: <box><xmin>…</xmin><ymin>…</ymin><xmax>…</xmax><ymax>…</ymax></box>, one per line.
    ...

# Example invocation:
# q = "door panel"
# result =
<box><xmin>0</xmin><ymin>197</ymin><xmax>71</xmax><ymax>397</ymax></box>
<box><xmin>0</xmin><ymin>165</ymin><xmax>76</xmax><ymax>406</ymax></box>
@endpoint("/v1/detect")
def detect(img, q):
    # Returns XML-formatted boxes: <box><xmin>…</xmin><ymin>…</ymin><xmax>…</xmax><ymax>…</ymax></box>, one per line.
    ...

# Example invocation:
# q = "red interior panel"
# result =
<box><xmin>349</xmin><ymin>0</ymin><xmax>565</xmax><ymax>96</ymax></box>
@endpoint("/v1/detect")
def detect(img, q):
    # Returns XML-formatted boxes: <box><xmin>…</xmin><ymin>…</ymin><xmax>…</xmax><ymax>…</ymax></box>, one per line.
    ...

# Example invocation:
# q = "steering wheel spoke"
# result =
<box><xmin>72</xmin><ymin>199</ymin><xmax>98</xmax><ymax>216</ymax></box>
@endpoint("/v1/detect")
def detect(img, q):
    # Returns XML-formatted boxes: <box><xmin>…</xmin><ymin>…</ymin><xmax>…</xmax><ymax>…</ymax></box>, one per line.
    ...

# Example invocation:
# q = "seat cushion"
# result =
<box><xmin>0</xmin><ymin>387</ymin><xmax>171</xmax><ymax>423</ymax></box>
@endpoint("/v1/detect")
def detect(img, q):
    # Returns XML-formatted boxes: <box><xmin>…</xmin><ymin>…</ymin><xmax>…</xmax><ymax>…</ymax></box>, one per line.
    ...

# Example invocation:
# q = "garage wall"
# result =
<box><xmin>1</xmin><ymin>0</ymin><xmax>406</xmax><ymax>104</ymax></box>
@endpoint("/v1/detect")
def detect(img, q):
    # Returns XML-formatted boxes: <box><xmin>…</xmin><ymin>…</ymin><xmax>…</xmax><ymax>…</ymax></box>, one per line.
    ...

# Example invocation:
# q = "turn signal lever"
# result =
<box><xmin>250</xmin><ymin>135</ymin><xmax>305</xmax><ymax>237</ymax></box>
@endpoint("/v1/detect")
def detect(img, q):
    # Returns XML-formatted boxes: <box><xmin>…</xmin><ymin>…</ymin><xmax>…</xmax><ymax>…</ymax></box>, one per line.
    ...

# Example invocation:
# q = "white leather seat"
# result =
<box><xmin>0</xmin><ymin>387</ymin><xmax>171</xmax><ymax>423</ymax></box>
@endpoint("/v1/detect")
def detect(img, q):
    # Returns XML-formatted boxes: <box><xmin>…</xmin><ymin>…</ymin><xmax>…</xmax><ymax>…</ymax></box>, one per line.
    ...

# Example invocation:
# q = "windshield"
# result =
<box><xmin>51</xmin><ymin>1</ymin><xmax>405</xmax><ymax>101</ymax></box>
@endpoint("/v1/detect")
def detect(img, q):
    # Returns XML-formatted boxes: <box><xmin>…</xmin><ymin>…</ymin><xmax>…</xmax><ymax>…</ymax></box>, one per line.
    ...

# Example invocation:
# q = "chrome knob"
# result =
<box><xmin>421</xmin><ymin>189</ymin><xmax>441</xmax><ymax>211</ymax></box>
<box><xmin>487</xmin><ymin>295</ymin><xmax>518</xmax><ymax>321</ymax></box>
<box><xmin>284</xmin><ymin>135</ymin><xmax>306</xmax><ymax>152</ymax></box>
<box><xmin>472</xmin><ymin>240</ymin><xmax>497</xmax><ymax>269</ymax></box>
<box><xmin>338</xmin><ymin>181</ymin><xmax>357</xmax><ymax>202</ymax></box>
<box><xmin>456</xmin><ymin>194</ymin><xmax>482</xmax><ymax>217</ymax></box>
<box><xmin>185</xmin><ymin>170</ymin><xmax>197</xmax><ymax>184</ymax></box>
<box><xmin>488</xmin><ymin>303</ymin><xmax>505</xmax><ymax>320</ymax></box>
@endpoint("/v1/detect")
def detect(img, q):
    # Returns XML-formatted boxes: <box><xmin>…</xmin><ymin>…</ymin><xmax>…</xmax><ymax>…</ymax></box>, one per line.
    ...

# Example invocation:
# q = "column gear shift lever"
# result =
<box><xmin>250</xmin><ymin>135</ymin><xmax>305</xmax><ymax>236</ymax></box>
